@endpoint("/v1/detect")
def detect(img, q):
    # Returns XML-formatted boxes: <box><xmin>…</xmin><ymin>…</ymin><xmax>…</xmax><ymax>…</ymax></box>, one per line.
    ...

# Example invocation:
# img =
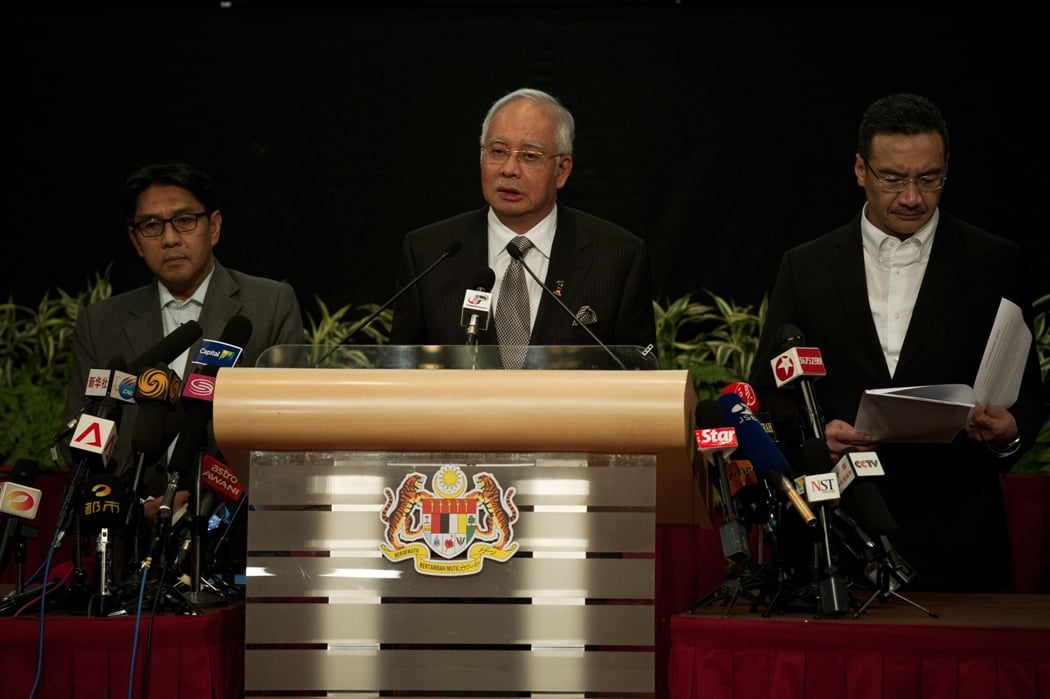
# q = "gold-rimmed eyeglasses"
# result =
<box><xmin>866</xmin><ymin>162</ymin><xmax>946</xmax><ymax>193</ymax></box>
<box><xmin>132</xmin><ymin>212</ymin><xmax>210</xmax><ymax>238</ymax></box>
<box><xmin>481</xmin><ymin>145</ymin><xmax>564</xmax><ymax>168</ymax></box>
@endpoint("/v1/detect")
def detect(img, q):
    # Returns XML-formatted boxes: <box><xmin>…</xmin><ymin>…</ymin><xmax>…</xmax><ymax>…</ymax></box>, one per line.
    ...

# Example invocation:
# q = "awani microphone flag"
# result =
<box><xmin>771</xmin><ymin>346</ymin><xmax>826</xmax><ymax>388</ymax></box>
<box><xmin>0</xmin><ymin>482</ymin><xmax>42</xmax><ymax>520</ymax></box>
<box><xmin>201</xmin><ymin>455</ymin><xmax>244</xmax><ymax>501</ymax></box>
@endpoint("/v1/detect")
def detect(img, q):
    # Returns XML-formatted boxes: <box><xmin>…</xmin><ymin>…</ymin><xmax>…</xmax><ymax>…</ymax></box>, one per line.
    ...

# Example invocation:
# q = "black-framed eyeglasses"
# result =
<box><xmin>865</xmin><ymin>162</ymin><xmax>946</xmax><ymax>193</ymax></box>
<box><xmin>481</xmin><ymin>145</ymin><xmax>565</xmax><ymax>168</ymax></box>
<box><xmin>132</xmin><ymin>211</ymin><xmax>210</xmax><ymax>238</ymax></box>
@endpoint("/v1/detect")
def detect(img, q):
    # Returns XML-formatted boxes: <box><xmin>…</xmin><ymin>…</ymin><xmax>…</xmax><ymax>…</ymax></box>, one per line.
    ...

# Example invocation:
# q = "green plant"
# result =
<box><xmin>304</xmin><ymin>296</ymin><xmax>393</xmax><ymax>368</ymax></box>
<box><xmin>0</xmin><ymin>266</ymin><xmax>113</xmax><ymax>465</ymax></box>
<box><xmin>653</xmin><ymin>291</ymin><xmax>767</xmax><ymax>401</ymax></box>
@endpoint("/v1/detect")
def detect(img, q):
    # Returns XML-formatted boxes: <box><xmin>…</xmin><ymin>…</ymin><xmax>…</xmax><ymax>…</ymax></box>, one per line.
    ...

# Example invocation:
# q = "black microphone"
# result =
<box><xmin>0</xmin><ymin>459</ymin><xmax>42</xmax><ymax>581</ymax></box>
<box><xmin>81</xmin><ymin>472</ymin><xmax>129</xmax><ymax>600</ymax></box>
<box><xmin>462</xmin><ymin>267</ymin><xmax>496</xmax><ymax>346</ymax></box>
<box><xmin>799</xmin><ymin>436</ymin><xmax>850</xmax><ymax>616</ymax></box>
<box><xmin>504</xmin><ymin>241</ymin><xmax>627</xmax><ymax>370</ymax></box>
<box><xmin>127</xmin><ymin>320</ymin><xmax>204</xmax><ymax>375</ymax></box>
<box><xmin>165</xmin><ymin>316</ymin><xmax>254</xmax><ymax>526</ymax></box>
<box><xmin>315</xmin><ymin>240</ymin><xmax>463</xmax><ymax>366</ymax></box>
<box><xmin>772</xmin><ymin>324</ymin><xmax>827</xmax><ymax>442</ymax></box>
<box><xmin>695</xmin><ymin>400</ymin><xmax>749</xmax><ymax>564</ymax></box>
<box><xmin>52</xmin><ymin>355</ymin><xmax>133</xmax><ymax>446</ymax></box>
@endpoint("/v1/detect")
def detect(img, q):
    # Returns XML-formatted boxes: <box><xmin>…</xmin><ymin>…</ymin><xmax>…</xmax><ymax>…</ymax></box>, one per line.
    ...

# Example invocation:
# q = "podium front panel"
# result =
<box><xmin>244</xmin><ymin>450</ymin><xmax>656</xmax><ymax>696</ymax></box>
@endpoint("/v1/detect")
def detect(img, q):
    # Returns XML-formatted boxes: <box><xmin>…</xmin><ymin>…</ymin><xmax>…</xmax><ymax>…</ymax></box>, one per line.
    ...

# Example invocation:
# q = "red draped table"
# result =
<box><xmin>668</xmin><ymin>592</ymin><xmax>1050</xmax><ymax>699</ymax></box>
<box><xmin>0</xmin><ymin>602</ymin><xmax>245</xmax><ymax>699</ymax></box>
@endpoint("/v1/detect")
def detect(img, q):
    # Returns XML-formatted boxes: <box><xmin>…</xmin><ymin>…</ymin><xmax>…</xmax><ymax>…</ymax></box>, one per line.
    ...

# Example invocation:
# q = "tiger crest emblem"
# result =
<box><xmin>379</xmin><ymin>465</ymin><xmax>518</xmax><ymax>576</ymax></box>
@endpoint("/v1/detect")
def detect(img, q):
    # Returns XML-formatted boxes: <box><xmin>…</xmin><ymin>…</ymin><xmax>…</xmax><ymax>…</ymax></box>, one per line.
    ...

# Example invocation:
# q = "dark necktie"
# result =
<box><xmin>494</xmin><ymin>236</ymin><xmax>534</xmax><ymax>368</ymax></box>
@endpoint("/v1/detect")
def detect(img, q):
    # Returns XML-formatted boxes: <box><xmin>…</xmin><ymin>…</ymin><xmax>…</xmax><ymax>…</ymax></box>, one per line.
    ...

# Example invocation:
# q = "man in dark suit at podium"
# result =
<box><xmin>389</xmin><ymin>87</ymin><xmax>656</xmax><ymax>357</ymax></box>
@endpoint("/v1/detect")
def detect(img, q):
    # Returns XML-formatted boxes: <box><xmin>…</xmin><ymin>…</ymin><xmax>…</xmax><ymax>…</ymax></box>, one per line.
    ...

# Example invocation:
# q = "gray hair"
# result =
<box><xmin>479</xmin><ymin>87</ymin><xmax>575</xmax><ymax>156</ymax></box>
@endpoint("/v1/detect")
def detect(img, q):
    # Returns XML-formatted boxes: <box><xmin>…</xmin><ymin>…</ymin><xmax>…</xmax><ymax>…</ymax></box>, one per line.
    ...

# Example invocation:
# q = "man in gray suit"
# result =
<box><xmin>63</xmin><ymin>162</ymin><xmax>303</xmax><ymax>535</ymax></box>
<box><xmin>750</xmin><ymin>94</ymin><xmax>1047</xmax><ymax>593</ymax></box>
<box><xmin>389</xmin><ymin>88</ymin><xmax>656</xmax><ymax>362</ymax></box>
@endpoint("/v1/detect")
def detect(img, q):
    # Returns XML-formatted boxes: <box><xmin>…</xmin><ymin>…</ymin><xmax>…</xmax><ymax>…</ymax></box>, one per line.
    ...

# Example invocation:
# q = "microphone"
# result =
<box><xmin>721</xmin><ymin>381</ymin><xmax>778</xmax><ymax>442</ymax></box>
<box><xmin>462</xmin><ymin>267</ymin><xmax>496</xmax><ymax>346</ymax></box>
<box><xmin>504</xmin><ymin>241</ymin><xmax>627</xmax><ymax>370</ymax></box>
<box><xmin>127</xmin><ymin>320</ymin><xmax>204</xmax><ymax>375</ymax></box>
<box><xmin>799</xmin><ymin>436</ymin><xmax>850</xmax><ymax>616</ymax></box>
<box><xmin>694</xmin><ymin>400</ymin><xmax>749</xmax><ymax>564</ymax></box>
<box><xmin>315</xmin><ymin>240</ymin><xmax>463</xmax><ymax>366</ymax></box>
<box><xmin>165</xmin><ymin>316</ymin><xmax>253</xmax><ymax>529</ymax></box>
<box><xmin>0</xmin><ymin>459</ymin><xmax>42</xmax><ymax>579</ymax></box>
<box><xmin>52</xmin><ymin>356</ymin><xmax>136</xmax><ymax>447</ymax></box>
<box><xmin>832</xmin><ymin>449</ymin><xmax>899</xmax><ymax>540</ymax></box>
<box><xmin>81</xmin><ymin>472</ymin><xmax>128</xmax><ymax>600</ymax></box>
<box><xmin>771</xmin><ymin>324</ymin><xmax>827</xmax><ymax>441</ymax></box>
<box><xmin>718</xmin><ymin>392</ymin><xmax>816</xmax><ymax>527</ymax></box>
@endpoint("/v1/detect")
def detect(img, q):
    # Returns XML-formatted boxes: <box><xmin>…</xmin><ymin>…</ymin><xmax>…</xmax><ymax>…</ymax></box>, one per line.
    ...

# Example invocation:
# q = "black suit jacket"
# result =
<box><xmin>749</xmin><ymin>210</ymin><xmax>1047</xmax><ymax>592</ymax></box>
<box><xmin>389</xmin><ymin>206</ymin><xmax>657</xmax><ymax>355</ymax></box>
<box><xmin>64</xmin><ymin>260</ymin><xmax>304</xmax><ymax>493</ymax></box>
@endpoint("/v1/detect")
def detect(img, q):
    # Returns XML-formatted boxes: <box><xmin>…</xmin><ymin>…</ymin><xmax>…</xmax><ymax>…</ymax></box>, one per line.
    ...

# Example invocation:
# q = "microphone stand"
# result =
<box><xmin>314</xmin><ymin>240</ymin><xmax>462</xmax><ymax>367</ymax></box>
<box><xmin>506</xmin><ymin>243</ymin><xmax>627</xmax><ymax>370</ymax></box>
<box><xmin>184</xmin><ymin>451</ymin><xmax>228</xmax><ymax>608</ymax></box>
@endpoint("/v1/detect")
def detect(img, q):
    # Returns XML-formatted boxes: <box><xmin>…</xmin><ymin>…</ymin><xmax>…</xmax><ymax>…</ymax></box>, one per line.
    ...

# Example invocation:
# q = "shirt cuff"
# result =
<box><xmin>987</xmin><ymin>435</ymin><xmax>1022</xmax><ymax>457</ymax></box>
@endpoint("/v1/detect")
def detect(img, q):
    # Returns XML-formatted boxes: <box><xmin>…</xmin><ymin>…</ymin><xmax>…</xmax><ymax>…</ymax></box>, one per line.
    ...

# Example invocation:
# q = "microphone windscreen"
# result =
<box><xmin>841</xmin><ymin>480</ymin><xmax>899</xmax><ymax>539</ymax></box>
<box><xmin>129</xmin><ymin>321</ymin><xmax>204</xmax><ymax>374</ymax></box>
<box><xmin>718</xmin><ymin>392</ymin><xmax>793</xmax><ymax>478</ymax></box>
<box><xmin>696</xmin><ymin>399</ymin><xmax>727</xmax><ymax>429</ymax></box>
<box><xmin>8</xmin><ymin>458</ymin><xmax>39</xmax><ymax>487</ymax></box>
<box><xmin>81</xmin><ymin>473</ymin><xmax>128</xmax><ymax>530</ymax></box>
<box><xmin>800</xmin><ymin>437</ymin><xmax>833</xmax><ymax>475</ymax></box>
<box><xmin>777</xmin><ymin>323</ymin><xmax>806</xmax><ymax>351</ymax></box>
<box><xmin>218</xmin><ymin>314</ymin><xmax>253</xmax><ymax>350</ymax></box>
<box><xmin>472</xmin><ymin>267</ymin><xmax>496</xmax><ymax>292</ymax></box>
<box><xmin>444</xmin><ymin>239</ymin><xmax>463</xmax><ymax>257</ymax></box>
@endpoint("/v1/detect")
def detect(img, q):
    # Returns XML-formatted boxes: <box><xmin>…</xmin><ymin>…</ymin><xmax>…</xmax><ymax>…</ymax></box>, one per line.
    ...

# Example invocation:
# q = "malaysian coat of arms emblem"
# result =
<box><xmin>379</xmin><ymin>465</ymin><xmax>519</xmax><ymax>576</ymax></box>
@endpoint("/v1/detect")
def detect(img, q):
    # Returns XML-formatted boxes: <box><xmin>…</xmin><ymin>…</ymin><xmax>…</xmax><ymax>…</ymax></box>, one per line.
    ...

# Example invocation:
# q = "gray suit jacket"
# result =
<box><xmin>64</xmin><ymin>260</ymin><xmax>304</xmax><ymax>493</ymax></box>
<box><xmin>389</xmin><ymin>206</ymin><xmax>657</xmax><ymax>354</ymax></box>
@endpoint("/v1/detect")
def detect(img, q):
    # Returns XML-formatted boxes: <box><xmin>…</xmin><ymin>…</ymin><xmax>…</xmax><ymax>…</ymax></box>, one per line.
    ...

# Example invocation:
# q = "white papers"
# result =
<box><xmin>854</xmin><ymin>298</ymin><xmax>1031</xmax><ymax>443</ymax></box>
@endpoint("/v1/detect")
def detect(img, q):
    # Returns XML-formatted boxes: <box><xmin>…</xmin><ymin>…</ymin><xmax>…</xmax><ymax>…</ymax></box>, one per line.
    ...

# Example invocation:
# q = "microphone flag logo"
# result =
<box><xmin>183</xmin><ymin>373</ymin><xmax>217</xmax><ymax>401</ymax></box>
<box><xmin>192</xmin><ymin>339</ymin><xmax>244</xmax><ymax>367</ymax></box>
<box><xmin>0</xmin><ymin>482</ymin><xmax>42</xmax><ymax>519</ymax></box>
<box><xmin>772</xmin><ymin>347</ymin><xmax>826</xmax><ymax>387</ymax></box>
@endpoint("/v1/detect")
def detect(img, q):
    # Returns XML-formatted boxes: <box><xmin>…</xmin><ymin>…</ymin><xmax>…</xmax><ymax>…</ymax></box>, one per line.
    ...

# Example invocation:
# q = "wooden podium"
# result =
<box><xmin>213</xmin><ymin>345</ymin><xmax>701</xmax><ymax>697</ymax></box>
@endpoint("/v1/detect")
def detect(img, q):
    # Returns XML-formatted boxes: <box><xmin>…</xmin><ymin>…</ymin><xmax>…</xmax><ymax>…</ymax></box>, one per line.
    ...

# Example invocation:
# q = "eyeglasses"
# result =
<box><xmin>866</xmin><ymin>162</ymin><xmax>946</xmax><ymax>193</ymax></box>
<box><xmin>132</xmin><ymin>212</ymin><xmax>209</xmax><ymax>238</ymax></box>
<box><xmin>481</xmin><ymin>145</ymin><xmax>564</xmax><ymax>168</ymax></box>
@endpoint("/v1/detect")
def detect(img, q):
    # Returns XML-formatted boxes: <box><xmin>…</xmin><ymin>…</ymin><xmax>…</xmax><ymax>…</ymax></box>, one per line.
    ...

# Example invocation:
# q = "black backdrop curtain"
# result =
<box><xmin>9</xmin><ymin>3</ymin><xmax>1047</xmax><ymax>315</ymax></box>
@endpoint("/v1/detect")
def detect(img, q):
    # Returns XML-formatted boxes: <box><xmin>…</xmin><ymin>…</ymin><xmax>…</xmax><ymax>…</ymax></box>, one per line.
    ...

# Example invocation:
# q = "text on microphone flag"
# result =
<box><xmin>696</xmin><ymin>427</ymin><xmax>739</xmax><ymax>450</ymax></box>
<box><xmin>772</xmin><ymin>346</ymin><xmax>827</xmax><ymax>387</ymax></box>
<box><xmin>202</xmin><ymin>455</ymin><xmax>244</xmax><ymax>500</ymax></box>
<box><xmin>192</xmin><ymin>339</ymin><xmax>244</xmax><ymax>368</ymax></box>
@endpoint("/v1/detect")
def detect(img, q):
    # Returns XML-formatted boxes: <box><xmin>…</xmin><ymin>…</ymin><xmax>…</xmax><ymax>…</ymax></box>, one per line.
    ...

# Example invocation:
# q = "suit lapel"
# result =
<box><xmin>534</xmin><ymin>206</ymin><xmax>592</xmax><ymax>336</ymax></box>
<box><xmin>829</xmin><ymin>217</ymin><xmax>893</xmax><ymax>383</ymax></box>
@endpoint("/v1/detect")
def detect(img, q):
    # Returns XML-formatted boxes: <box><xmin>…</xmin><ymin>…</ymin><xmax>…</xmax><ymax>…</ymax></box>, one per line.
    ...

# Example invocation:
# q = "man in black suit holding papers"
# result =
<box><xmin>749</xmin><ymin>93</ymin><xmax>1047</xmax><ymax>592</ymax></box>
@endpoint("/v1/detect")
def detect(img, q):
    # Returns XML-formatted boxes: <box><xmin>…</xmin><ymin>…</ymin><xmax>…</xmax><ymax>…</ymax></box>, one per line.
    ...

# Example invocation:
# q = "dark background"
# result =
<box><xmin>9</xmin><ymin>2</ymin><xmax>1048</xmax><ymax>320</ymax></box>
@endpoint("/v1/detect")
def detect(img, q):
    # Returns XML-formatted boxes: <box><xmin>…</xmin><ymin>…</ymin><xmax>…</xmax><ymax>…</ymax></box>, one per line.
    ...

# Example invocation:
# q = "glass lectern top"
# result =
<box><xmin>256</xmin><ymin>344</ymin><xmax>660</xmax><ymax>370</ymax></box>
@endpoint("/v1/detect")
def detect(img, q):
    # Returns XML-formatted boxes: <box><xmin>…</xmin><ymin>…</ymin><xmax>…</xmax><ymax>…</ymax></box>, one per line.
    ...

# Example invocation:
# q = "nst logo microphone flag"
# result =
<box><xmin>771</xmin><ymin>346</ymin><xmax>826</xmax><ymax>387</ymax></box>
<box><xmin>192</xmin><ymin>340</ymin><xmax>243</xmax><ymax>368</ymax></box>
<box><xmin>0</xmin><ymin>482</ymin><xmax>42</xmax><ymax>520</ymax></box>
